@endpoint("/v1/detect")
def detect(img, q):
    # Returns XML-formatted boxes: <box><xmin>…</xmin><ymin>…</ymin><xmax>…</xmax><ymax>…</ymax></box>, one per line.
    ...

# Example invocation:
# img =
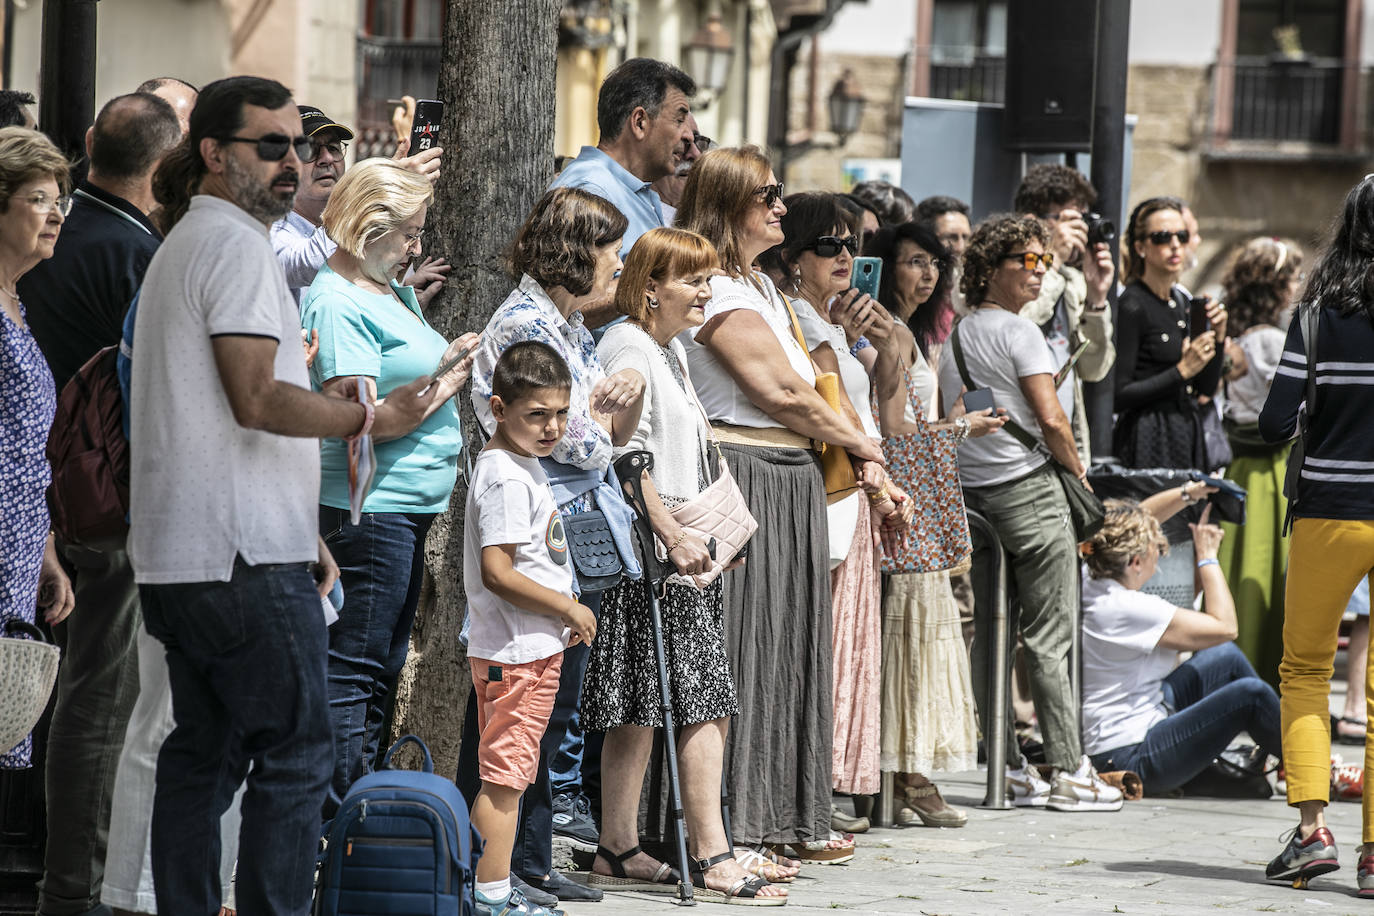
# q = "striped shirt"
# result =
<box><xmin>1259</xmin><ymin>307</ymin><xmax>1374</xmax><ymax>520</ymax></box>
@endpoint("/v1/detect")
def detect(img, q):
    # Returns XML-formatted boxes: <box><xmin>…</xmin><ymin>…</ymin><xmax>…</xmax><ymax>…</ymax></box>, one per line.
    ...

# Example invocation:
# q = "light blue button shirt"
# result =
<box><xmin>549</xmin><ymin>146</ymin><xmax>666</xmax><ymax>257</ymax></box>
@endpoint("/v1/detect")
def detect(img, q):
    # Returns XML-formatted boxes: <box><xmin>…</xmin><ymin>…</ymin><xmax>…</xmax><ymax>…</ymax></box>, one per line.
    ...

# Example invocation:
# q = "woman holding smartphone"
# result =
<box><xmin>1113</xmin><ymin>197</ymin><xmax>1228</xmax><ymax>470</ymax></box>
<box><xmin>300</xmin><ymin>159</ymin><xmax>479</xmax><ymax>821</ymax></box>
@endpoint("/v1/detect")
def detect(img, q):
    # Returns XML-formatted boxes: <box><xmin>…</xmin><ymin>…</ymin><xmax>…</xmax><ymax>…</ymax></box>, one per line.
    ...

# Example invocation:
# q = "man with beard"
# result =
<box><xmin>127</xmin><ymin>76</ymin><xmax>439</xmax><ymax>916</ymax></box>
<box><xmin>272</xmin><ymin>105</ymin><xmax>447</xmax><ymax>306</ymax></box>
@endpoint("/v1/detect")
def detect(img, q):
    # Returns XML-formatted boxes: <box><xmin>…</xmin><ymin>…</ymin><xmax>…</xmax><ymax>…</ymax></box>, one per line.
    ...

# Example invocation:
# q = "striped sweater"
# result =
<box><xmin>1259</xmin><ymin>307</ymin><xmax>1374</xmax><ymax>520</ymax></box>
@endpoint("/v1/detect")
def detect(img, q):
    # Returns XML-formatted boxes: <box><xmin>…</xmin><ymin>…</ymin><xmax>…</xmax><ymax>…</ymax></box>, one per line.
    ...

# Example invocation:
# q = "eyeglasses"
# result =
<box><xmin>14</xmin><ymin>192</ymin><xmax>72</xmax><ymax>218</ymax></box>
<box><xmin>754</xmin><ymin>183</ymin><xmax>785</xmax><ymax>208</ymax></box>
<box><xmin>219</xmin><ymin>133</ymin><xmax>315</xmax><ymax>162</ymax></box>
<box><xmin>1006</xmin><ymin>251</ymin><xmax>1054</xmax><ymax>271</ymax></box>
<box><xmin>902</xmin><ymin>255</ymin><xmax>941</xmax><ymax>273</ymax></box>
<box><xmin>693</xmin><ymin>132</ymin><xmax>714</xmax><ymax>154</ymax></box>
<box><xmin>804</xmin><ymin>235</ymin><xmax>857</xmax><ymax>258</ymax></box>
<box><xmin>401</xmin><ymin>228</ymin><xmax>425</xmax><ymax>245</ymax></box>
<box><xmin>1144</xmin><ymin>229</ymin><xmax>1190</xmax><ymax>246</ymax></box>
<box><xmin>310</xmin><ymin>139</ymin><xmax>348</xmax><ymax>161</ymax></box>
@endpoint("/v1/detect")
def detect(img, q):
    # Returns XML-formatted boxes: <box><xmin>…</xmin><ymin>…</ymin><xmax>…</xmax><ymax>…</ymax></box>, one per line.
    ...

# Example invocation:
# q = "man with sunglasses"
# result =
<box><xmin>272</xmin><ymin>105</ymin><xmax>448</xmax><ymax>306</ymax></box>
<box><xmin>550</xmin><ymin>57</ymin><xmax>696</xmax><ymax>330</ymax></box>
<box><xmin>126</xmin><ymin>76</ymin><xmax>442</xmax><ymax>916</ymax></box>
<box><xmin>648</xmin><ymin>113</ymin><xmax>704</xmax><ymax>223</ymax></box>
<box><xmin>1013</xmin><ymin>163</ymin><xmax>1116</xmax><ymax>468</ymax></box>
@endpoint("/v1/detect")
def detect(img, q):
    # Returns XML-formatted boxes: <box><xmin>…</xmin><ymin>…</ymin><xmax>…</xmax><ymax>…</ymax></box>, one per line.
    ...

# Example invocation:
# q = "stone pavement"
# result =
<box><xmin>557</xmin><ymin>767</ymin><xmax>1374</xmax><ymax>915</ymax></box>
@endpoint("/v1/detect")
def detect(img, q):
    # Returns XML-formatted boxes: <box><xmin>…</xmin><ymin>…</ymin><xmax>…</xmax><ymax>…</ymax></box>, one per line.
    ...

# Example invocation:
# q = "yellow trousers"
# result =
<box><xmin>1281</xmin><ymin>518</ymin><xmax>1374</xmax><ymax>840</ymax></box>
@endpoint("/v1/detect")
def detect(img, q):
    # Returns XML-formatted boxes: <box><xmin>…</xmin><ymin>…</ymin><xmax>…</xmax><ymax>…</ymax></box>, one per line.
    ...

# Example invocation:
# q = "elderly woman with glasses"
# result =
<box><xmin>677</xmin><ymin>148</ymin><xmax>884</xmax><ymax>873</ymax></box>
<box><xmin>760</xmin><ymin>191</ymin><xmax>912</xmax><ymax>834</ymax></box>
<box><xmin>299</xmin><ymin>158</ymin><xmax>480</xmax><ymax>820</ymax></box>
<box><xmin>1113</xmin><ymin>197</ymin><xmax>1228</xmax><ymax>470</ymax></box>
<box><xmin>0</xmin><ymin>126</ymin><xmax>76</xmax><ymax>767</ymax></box>
<box><xmin>938</xmin><ymin>213</ymin><xmax>1123</xmax><ymax>812</ymax></box>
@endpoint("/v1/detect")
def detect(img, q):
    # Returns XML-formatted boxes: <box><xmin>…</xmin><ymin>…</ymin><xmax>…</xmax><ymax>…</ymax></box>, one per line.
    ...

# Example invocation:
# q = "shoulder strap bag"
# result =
<box><xmin>949</xmin><ymin>321</ymin><xmax>1104</xmax><ymax>541</ymax></box>
<box><xmin>1281</xmin><ymin>306</ymin><xmax>1320</xmax><ymax>536</ymax></box>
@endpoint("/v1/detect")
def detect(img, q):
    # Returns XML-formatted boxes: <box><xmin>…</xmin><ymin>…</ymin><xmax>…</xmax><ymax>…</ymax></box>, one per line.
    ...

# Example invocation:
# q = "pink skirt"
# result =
<box><xmin>830</xmin><ymin>496</ymin><xmax>882</xmax><ymax>795</ymax></box>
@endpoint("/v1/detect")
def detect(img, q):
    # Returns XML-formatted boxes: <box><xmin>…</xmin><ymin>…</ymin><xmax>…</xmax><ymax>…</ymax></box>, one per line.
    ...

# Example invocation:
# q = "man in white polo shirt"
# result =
<box><xmin>128</xmin><ymin>76</ymin><xmax>439</xmax><ymax>916</ymax></box>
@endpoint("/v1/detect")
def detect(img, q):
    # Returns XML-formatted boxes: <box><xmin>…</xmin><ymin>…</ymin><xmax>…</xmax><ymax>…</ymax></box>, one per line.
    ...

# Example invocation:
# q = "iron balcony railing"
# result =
<box><xmin>929</xmin><ymin>56</ymin><xmax>1006</xmax><ymax>105</ymax></box>
<box><xmin>1227</xmin><ymin>56</ymin><xmax>1343</xmax><ymax>144</ymax></box>
<box><xmin>356</xmin><ymin>34</ymin><xmax>441</xmax><ymax>153</ymax></box>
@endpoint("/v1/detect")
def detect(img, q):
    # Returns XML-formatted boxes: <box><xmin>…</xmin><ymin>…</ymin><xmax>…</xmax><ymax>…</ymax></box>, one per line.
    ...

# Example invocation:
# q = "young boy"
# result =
<box><xmin>465</xmin><ymin>340</ymin><xmax>597</xmax><ymax>916</ymax></box>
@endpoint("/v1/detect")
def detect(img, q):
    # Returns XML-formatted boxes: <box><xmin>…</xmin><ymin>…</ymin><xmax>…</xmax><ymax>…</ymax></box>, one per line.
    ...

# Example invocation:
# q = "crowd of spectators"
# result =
<box><xmin>0</xmin><ymin>53</ymin><xmax>1368</xmax><ymax>914</ymax></box>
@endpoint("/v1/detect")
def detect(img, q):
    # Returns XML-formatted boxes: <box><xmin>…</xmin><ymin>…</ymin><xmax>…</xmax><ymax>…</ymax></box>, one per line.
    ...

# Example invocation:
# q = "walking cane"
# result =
<box><xmin>613</xmin><ymin>450</ymin><xmax>696</xmax><ymax>905</ymax></box>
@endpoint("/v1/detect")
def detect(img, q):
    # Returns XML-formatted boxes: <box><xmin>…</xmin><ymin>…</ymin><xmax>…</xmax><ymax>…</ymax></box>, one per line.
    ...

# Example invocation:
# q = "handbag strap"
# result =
<box><xmin>949</xmin><ymin>319</ymin><xmax>1040</xmax><ymax>455</ymax></box>
<box><xmin>1282</xmin><ymin>306</ymin><xmax>1321</xmax><ymax>535</ymax></box>
<box><xmin>667</xmin><ymin>342</ymin><xmax>725</xmax><ymax>480</ymax></box>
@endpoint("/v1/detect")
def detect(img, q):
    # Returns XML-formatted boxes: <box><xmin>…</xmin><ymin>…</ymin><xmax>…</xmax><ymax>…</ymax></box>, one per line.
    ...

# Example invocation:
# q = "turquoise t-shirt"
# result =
<box><xmin>301</xmin><ymin>263</ymin><xmax>462</xmax><ymax>513</ymax></box>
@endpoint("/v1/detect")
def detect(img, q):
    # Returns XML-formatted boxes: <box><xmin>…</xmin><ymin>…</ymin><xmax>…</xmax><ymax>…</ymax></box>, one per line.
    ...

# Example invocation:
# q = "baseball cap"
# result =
<box><xmin>298</xmin><ymin>105</ymin><xmax>354</xmax><ymax>140</ymax></box>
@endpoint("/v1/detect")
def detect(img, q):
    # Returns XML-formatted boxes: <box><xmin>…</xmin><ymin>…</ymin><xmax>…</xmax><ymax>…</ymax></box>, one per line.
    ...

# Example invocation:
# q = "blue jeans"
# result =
<box><xmin>456</xmin><ymin>595</ymin><xmax>598</xmax><ymax>881</ymax></box>
<box><xmin>319</xmin><ymin>507</ymin><xmax>435</xmax><ymax>821</ymax></box>
<box><xmin>140</xmin><ymin>558</ymin><xmax>330</xmax><ymax>916</ymax></box>
<box><xmin>1089</xmin><ymin>642</ymin><xmax>1282</xmax><ymax>792</ymax></box>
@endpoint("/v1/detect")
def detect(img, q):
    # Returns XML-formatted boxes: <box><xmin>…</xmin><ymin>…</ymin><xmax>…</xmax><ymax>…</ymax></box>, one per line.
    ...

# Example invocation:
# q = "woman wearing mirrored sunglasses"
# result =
<box><xmin>1113</xmin><ymin>196</ymin><xmax>1228</xmax><ymax>470</ymax></box>
<box><xmin>760</xmin><ymin>191</ymin><xmax>914</xmax><ymax>836</ymax></box>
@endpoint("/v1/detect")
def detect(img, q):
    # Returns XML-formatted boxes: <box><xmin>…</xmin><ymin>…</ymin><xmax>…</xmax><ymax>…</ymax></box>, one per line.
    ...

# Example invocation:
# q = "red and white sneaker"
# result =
<box><xmin>1358</xmin><ymin>844</ymin><xmax>1374</xmax><ymax>898</ymax></box>
<box><xmin>1332</xmin><ymin>758</ymin><xmax>1364</xmax><ymax>802</ymax></box>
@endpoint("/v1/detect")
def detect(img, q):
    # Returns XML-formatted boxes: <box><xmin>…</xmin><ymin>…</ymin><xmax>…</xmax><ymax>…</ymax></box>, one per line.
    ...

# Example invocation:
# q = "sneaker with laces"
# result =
<box><xmin>551</xmin><ymin>792</ymin><xmax>599</xmax><ymax>852</ymax></box>
<box><xmin>1046</xmin><ymin>756</ymin><xmax>1124</xmax><ymax>812</ymax></box>
<box><xmin>1358</xmin><ymin>844</ymin><xmax>1374</xmax><ymax>897</ymax></box>
<box><xmin>1006</xmin><ymin>755</ymin><xmax>1051</xmax><ymax>807</ymax></box>
<box><xmin>1265</xmin><ymin>826</ymin><xmax>1338</xmax><ymax>885</ymax></box>
<box><xmin>475</xmin><ymin>887</ymin><xmax>565</xmax><ymax>916</ymax></box>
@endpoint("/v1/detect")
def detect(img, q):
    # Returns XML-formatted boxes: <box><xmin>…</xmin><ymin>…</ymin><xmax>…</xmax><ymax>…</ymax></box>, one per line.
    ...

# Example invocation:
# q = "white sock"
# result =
<box><xmin>476</xmin><ymin>878</ymin><xmax>512</xmax><ymax>904</ymax></box>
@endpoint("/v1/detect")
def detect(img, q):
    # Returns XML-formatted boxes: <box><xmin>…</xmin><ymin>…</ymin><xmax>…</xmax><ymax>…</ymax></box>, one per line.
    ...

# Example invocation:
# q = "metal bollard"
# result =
<box><xmin>967</xmin><ymin>509</ymin><xmax>1013</xmax><ymax>810</ymax></box>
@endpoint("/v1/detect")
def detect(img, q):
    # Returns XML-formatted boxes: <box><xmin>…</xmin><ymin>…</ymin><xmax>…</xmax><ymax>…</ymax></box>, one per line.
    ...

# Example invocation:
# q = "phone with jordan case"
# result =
<box><xmin>850</xmin><ymin>257</ymin><xmax>882</xmax><ymax>301</ymax></box>
<box><xmin>408</xmin><ymin>99</ymin><xmax>443</xmax><ymax>155</ymax></box>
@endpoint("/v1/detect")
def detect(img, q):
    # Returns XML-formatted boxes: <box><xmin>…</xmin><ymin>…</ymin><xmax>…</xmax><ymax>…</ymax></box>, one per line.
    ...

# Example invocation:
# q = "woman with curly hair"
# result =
<box><xmin>1215</xmin><ymin>237</ymin><xmax>1304</xmax><ymax>689</ymax></box>
<box><xmin>1113</xmin><ymin>197</ymin><xmax>1229</xmax><ymax>469</ymax></box>
<box><xmin>937</xmin><ymin>214</ymin><xmax>1122</xmax><ymax>811</ymax></box>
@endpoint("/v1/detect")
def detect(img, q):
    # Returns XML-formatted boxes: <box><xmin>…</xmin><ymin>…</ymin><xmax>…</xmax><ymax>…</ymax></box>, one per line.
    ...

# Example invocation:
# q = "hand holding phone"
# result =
<box><xmin>1189</xmin><ymin>296</ymin><xmax>1212</xmax><ymax>340</ymax></box>
<box><xmin>408</xmin><ymin>99</ymin><xmax>443</xmax><ymax>156</ymax></box>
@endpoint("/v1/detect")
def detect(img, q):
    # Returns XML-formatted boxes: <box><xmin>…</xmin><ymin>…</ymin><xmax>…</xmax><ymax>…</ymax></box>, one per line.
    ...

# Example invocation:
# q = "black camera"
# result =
<box><xmin>1085</xmin><ymin>212</ymin><xmax>1117</xmax><ymax>247</ymax></box>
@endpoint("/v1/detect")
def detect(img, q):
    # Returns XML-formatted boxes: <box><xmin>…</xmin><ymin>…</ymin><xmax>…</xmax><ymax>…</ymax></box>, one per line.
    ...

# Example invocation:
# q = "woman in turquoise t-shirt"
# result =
<box><xmin>300</xmin><ymin>159</ymin><xmax>479</xmax><ymax>820</ymax></box>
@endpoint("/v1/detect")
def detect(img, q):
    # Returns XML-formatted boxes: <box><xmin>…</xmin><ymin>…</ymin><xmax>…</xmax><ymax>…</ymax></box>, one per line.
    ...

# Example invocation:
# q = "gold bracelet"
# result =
<box><xmin>666</xmin><ymin>531</ymin><xmax>688</xmax><ymax>553</ymax></box>
<box><xmin>867</xmin><ymin>485</ymin><xmax>891</xmax><ymax>504</ymax></box>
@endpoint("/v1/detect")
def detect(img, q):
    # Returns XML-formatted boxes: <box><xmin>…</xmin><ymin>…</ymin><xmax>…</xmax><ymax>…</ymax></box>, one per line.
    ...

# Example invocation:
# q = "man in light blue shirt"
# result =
<box><xmin>550</xmin><ymin>57</ymin><xmax>696</xmax><ymax>330</ymax></box>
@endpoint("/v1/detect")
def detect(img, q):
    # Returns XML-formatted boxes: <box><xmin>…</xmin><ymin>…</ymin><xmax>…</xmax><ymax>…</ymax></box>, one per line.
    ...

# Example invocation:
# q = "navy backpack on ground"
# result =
<box><xmin>316</xmin><ymin>735</ymin><xmax>481</xmax><ymax>916</ymax></box>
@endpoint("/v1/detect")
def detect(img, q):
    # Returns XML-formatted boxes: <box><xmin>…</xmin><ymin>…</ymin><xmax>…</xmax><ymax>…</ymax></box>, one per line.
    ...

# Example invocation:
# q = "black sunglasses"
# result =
<box><xmin>754</xmin><ymin>183</ymin><xmax>785</xmax><ymax>208</ymax></box>
<box><xmin>220</xmin><ymin>133</ymin><xmax>316</xmax><ymax>163</ymax></box>
<box><xmin>693</xmin><ymin>132</ymin><xmax>714</xmax><ymax>154</ymax></box>
<box><xmin>805</xmin><ymin>235</ymin><xmax>858</xmax><ymax>258</ymax></box>
<box><xmin>1144</xmin><ymin>229</ymin><xmax>1190</xmax><ymax>246</ymax></box>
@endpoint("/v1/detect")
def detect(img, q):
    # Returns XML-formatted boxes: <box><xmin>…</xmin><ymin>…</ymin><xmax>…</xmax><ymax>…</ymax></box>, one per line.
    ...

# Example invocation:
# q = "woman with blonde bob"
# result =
<box><xmin>678</xmin><ymin>146</ymin><xmax>884</xmax><ymax>873</ymax></box>
<box><xmin>581</xmin><ymin>227</ymin><xmax>784</xmax><ymax>904</ymax></box>
<box><xmin>1080</xmin><ymin>494</ymin><xmax>1279</xmax><ymax>800</ymax></box>
<box><xmin>301</xmin><ymin>158</ymin><xmax>479</xmax><ymax>819</ymax></box>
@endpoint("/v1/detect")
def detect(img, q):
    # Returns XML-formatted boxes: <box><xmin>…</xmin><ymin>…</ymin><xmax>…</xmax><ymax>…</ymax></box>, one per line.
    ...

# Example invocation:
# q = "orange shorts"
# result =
<box><xmin>469</xmin><ymin>653</ymin><xmax>563</xmax><ymax>790</ymax></box>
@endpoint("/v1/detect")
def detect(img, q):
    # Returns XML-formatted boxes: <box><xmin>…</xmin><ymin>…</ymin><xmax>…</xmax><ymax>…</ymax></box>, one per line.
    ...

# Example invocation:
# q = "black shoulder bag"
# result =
<box><xmin>949</xmin><ymin>321</ymin><xmax>1104</xmax><ymax>541</ymax></box>
<box><xmin>1280</xmin><ymin>306</ymin><xmax>1320</xmax><ymax>536</ymax></box>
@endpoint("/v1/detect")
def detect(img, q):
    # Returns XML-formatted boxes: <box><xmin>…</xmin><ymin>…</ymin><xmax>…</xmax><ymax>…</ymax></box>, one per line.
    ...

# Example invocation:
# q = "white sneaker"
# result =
<box><xmin>1046</xmin><ymin>756</ymin><xmax>1125</xmax><ymax>812</ymax></box>
<box><xmin>1006</xmin><ymin>755</ymin><xmax>1051</xmax><ymax>807</ymax></box>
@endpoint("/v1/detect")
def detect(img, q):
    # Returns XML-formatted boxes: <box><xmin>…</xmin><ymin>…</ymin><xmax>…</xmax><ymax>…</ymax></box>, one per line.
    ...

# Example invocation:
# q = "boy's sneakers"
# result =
<box><xmin>1357</xmin><ymin>844</ymin><xmax>1374</xmax><ymax>897</ymax></box>
<box><xmin>551</xmin><ymin>792</ymin><xmax>599</xmax><ymax>852</ymax></box>
<box><xmin>476</xmin><ymin>887</ymin><xmax>565</xmax><ymax>916</ymax></box>
<box><xmin>1007</xmin><ymin>755</ymin><xmax>1051</xmax><ymax>807</ymax></box>
<box><xmin>1265</xmin><ymin>826</ymin><xmax>1339</xmax><ymax>884</ymax></box>
<box><xmin>1046</xmin><ymin>756</ymin><xmax>1124</xmax><ymax>812</ymax></box>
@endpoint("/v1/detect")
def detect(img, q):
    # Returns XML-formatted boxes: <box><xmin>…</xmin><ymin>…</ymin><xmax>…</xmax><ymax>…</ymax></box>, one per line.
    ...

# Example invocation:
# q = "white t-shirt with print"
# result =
<box><xmin>464</xmin><ymin>447</ymin><xmax>574</xmax><ymax>664</ymax></box>
<box><xmin>129</xmin><ymin>195</ymin><xmax>319</xmax><ymax>583</ymax></box>
<box><xmin>682</xmin><ymin>272</ymin><xmax>817</xmax><ymax>429</ymax></box>
<box><xmin>937</xmin><ymin>307</ymin><xmax>1067</xmax><ymax>488</ymax></box>
<box><xmin>1080</xmin><ymin>572</ymin><xmax>1180</xmax><ymax>755</ymax></box>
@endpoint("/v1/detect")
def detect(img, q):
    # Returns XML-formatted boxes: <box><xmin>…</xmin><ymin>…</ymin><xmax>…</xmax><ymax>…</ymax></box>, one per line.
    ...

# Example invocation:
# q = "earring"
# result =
<box><xmin>648</xmin><ymin>296</ymin><xmax>659</xmax><ymax>309</ymax></box>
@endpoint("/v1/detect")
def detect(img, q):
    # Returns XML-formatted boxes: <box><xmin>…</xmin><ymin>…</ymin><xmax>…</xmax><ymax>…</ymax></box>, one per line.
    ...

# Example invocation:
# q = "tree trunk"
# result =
<box><xmin>390</xmin><ymin>0</ymin><xmax>562</xmax><ymax>776</ymax></box>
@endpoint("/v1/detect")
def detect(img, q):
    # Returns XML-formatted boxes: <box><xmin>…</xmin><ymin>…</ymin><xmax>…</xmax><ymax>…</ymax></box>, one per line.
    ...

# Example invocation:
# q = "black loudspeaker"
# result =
<box><xmin>1003</xmin><ymin>0</ymin><xmax>1100</xmax><ymax>152</ymax></box>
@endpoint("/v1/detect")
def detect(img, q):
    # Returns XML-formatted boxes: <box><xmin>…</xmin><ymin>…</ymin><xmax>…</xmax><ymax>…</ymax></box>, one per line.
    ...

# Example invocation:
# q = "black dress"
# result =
<box><xmin>1112</xmin><ymin>280</ymin><xmax>1225</xmax><ymax>469</ymax></box>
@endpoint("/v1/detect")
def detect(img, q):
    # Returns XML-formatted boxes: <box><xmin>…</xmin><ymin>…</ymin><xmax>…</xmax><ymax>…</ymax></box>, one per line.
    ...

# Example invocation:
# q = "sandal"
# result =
<box><xmin>830</xmin><ymin>803</ymin><xmax>869</xmax><ymax>834</ymax></box>
<box><xmin>586</xmin><ymin>844</ymin><xmax>681</xmax><ymax>894</ymax></box>
<box><xmin>1337</xmin><ymin>716</ymin><xmax>1368</xmax><ymax>745</ymax></box>
<box><xmin>898</xmin><ymin>783</ymin><xmax>968</xmax><ymax>828</ymax></box>
<box><xmin>691</xmin><ymin>851</ymin><xmax>788</xmax><ymax>906</ymax></box>
<box><xmin>734</xmin><ymin>845</ymin><xmax>796</xmax><ymax>883</ymax></box>
<box><xmin>770</xmin><ymin>834</ymin><xmax>854</xmax><ymax>866</ymax></box>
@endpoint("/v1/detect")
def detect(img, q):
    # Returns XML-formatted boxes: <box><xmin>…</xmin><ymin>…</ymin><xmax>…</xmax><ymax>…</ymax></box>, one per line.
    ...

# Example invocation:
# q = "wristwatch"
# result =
<box><xmin>1179</xmin><ymin>483</ymin><xmax>1195</xmax><ymax>504</ymax></box>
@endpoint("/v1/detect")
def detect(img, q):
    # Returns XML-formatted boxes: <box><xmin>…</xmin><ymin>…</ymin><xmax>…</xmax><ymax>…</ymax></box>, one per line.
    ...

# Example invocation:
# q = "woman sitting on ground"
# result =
<box><xmin>1081</xmin><ymin>493</ymin><xmax>1281</xmax><ymax>797</ymax></box>
<box><xmin>582</xmin><ymin>227</ymin><xmax>785</xmax><ymax>904</ymax></box>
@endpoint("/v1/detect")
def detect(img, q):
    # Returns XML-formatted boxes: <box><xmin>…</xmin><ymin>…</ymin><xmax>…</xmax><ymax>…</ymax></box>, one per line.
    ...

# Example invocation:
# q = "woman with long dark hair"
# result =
<box><xmin>1259</xmin><ymin>175</ymin><xmax>1374</xmax><ymax>894</ymax></box>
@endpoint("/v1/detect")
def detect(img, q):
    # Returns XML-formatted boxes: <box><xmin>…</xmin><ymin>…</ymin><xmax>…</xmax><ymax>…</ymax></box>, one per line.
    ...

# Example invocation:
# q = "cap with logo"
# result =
<box><xmin>298</xmin><ymin>105</ymin><xmax>354</xmax><ymax>141</ymax></box>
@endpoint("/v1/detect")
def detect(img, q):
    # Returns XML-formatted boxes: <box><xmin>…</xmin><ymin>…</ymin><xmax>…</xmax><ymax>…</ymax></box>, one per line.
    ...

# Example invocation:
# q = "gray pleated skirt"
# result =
<box><xmin>719</xmin><ymin>442</ymin><xmax>833</xmax><ymax>845</ymax></box>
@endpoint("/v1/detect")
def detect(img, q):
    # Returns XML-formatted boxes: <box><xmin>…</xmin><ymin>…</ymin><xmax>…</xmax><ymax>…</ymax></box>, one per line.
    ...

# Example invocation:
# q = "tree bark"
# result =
<box><xmin>390</xmin><ymin>0</ymin><xmax>562</xmax><ymax>775</ymax></box>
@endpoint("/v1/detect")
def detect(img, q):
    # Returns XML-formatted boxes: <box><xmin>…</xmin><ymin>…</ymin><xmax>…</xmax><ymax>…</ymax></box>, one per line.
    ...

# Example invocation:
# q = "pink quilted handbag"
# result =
<box><xmin>666</xmin><ymin>451</ymin><xmax>758</xmax><ymax>590</ymax></box>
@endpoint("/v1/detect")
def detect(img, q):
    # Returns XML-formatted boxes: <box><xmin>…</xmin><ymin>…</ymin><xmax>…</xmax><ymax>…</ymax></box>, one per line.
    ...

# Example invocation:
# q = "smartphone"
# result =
<box><xmin>962</xmin><ymin>388</ymin><xmax>996</xmax><ymax>414</ymax></box>
<box><xmin>426</xmin><ymin>344</ymin><xmax>474</xmax><ymax>387</ymax></box>
<box><xmin>1189</xmin><ymin>295</ymin><xmax>1211</xmax><ymax>339</ymax></box>
<box><xmin>850</xmin><ymin>257</ymin><xmax>882</xmax><ymax>301</ymax></box>
<box><xmin>408</xmin><ymin>99</ymin><xmax>443</xmax><ymax>155</ymax></box>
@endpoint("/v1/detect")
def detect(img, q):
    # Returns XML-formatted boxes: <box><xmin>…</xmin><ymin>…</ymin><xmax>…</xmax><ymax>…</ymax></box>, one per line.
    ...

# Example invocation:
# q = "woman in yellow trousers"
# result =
<box><xmin>1259</xmin><ymin>175</ymin><xmax>1374</xmax><ymax>896</ymax></box>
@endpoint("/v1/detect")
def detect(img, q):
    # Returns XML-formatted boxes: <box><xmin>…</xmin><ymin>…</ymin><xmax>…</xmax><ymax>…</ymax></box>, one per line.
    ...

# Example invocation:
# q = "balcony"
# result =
<box><xmin>1228</xmin><ymin>57</ymin><xmax>1343</xmax><ymax>145</ymax></box>
<box><xmin>928</xmin><ymin>56</ymin><xmax>1005</xmax><ymax>105</ymax></box>
<box><xmin>355</xmin><ymin>34</ymin><xmax>441</xmax><ymax>155</ymax></box>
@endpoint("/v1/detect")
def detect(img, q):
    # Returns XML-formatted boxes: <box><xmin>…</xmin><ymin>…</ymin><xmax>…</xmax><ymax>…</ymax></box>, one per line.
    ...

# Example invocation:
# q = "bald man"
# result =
<box><xmin>137</xmin><ymin>76</ymin><xmax>198</xmax><ymax>134</ymax></box>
